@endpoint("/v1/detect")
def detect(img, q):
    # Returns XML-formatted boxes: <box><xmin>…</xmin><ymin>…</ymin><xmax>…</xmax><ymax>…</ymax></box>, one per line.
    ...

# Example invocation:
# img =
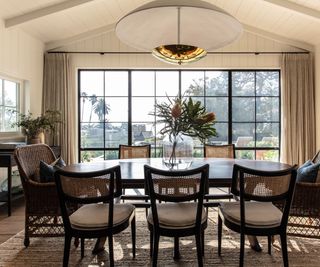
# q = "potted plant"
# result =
<box><xmin>11</xmin><ymin>110</ymin><xmax>62</xmax><ymax>144</ymax></box>
<box><xmin>152</xmin><ymin>96</ymin><xmax>217</xmax><ymax>168</ymax></box>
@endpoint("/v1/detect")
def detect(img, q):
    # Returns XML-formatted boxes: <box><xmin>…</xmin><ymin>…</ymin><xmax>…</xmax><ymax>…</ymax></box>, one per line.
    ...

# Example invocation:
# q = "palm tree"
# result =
<box><xmin>88</xmin><ymin>95</ymin><xmax>98</xmax><ymax>123</ymax></box>
<box><xmin>93</xmin><ymin>98</ymin><xmax>111</xmax><ymax>122</ymax></box>
<box><xmin>81</xmin><ymin>92</ymin><xmax>88</xmax><ymax>122</ymax></box>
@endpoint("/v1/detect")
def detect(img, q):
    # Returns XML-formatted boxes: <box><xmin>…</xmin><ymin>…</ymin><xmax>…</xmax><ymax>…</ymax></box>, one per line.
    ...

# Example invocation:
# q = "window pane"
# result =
<box><xmin>132</xmin><ymin>97</ymin><xmax>154</xmax><ymax>122</ymax></box>
<box><xmin>236</xmin><ymin>150</ymin><xmax>254</xmax><ymax>159</ymax></box>
<box><xmin>80</xmin><ymin>71</ymin><xmax>104</xmax><ymax>96</ymax></box>
<box><xmin>105</xmin><ymin>97</ymin><xmax>128</xmax><ymax>122</ymax></box>
<box><xmin>105</xmin><ymin>71</ymin><xmax>128</xmax><ymax>96</ymax></box>
<box><xmin>256</xmin><ymin>97</ymin><xmax>279</xmax><ymax>122</ymax></box>
<box><xmin>105</xmin><ymin>123</ymin><xmax>128</xmax><ymax>148</ymax></box>
<box><xmin>256</xmin><ymin>150</ymin><xmax>279</xmax><ymax>161</ymax></box>
<box><xmin>132</xmin><ymin>123</ymin><xmax>155</xmax><ymax>145</ymax></box>
<box><xmin>232</xmin><ymin>123</ymin><xmax>255</xmax><ymax>147</ymax></box>
<box><xmin>256</xmin><ymin>123</ymin><xmax>279</xmax><ymax>147</ymax></box>
<box><xmin>208</xmin><ymin>123</ymin><xmax>228</xmax><ymax>144</ymax></box>
<box><xmin>105</xmin><ymin>150</ymin><xmax>119</xmax><ymax>160</ymax></box>
<box><xmin>81</xmin><ymin>123</ymin><xmax>104</xmax><ymax>148</ymax></box>
<box><xmin>206</xmin><ymin>97</ymin><xmax>228</xmax><ymax>121</ymax></box>
<box><xmin>80</xmin><ymin>150</ymin><xmax>104</xmax><ymax>162</ymax></box>
<box><xmin>156</xmin><ymin>71</ymin><xmax>179</xmax><ymax>96</ymax></box>
<box><xmin>80</xmin><ymin>97</ymin><xmax>106</xmax><ymax>122</ymax></box>
<box><xmin>232</xmin><ymin>97</ymin><xmax>255</xmax><ymax>122</ymax></box>
<box><xmin>181</xmin><ymin>71</ymin><xmax>204</xmax><ymax>96</ymax></box>
<box><xmin>132</xmin><ymin>71</ymin><xmax>154</xmax><ymax>96</ymax></box>
<box><xmin>4</xmin><ymin>107</ymin><xmax>16</xmax><ymax>131</ymax></box>
<box><xmin>232</xmin><ymin>72</ymin><xmax>255</xmax><ymax>96</ymax></box>
<box><xmin>4</xmin><ymin>80</ymin><xmax>17</xmax><ymax>106</ymax></box>
<box><xmin>256</xmin><ymin>72</ymin><xmax>279</xmax><ymax>96</ymax></box>
<box><xmin>205</xmin><ymin>71</ymin><xmax>228</xmax><ymax>96</ymax></box>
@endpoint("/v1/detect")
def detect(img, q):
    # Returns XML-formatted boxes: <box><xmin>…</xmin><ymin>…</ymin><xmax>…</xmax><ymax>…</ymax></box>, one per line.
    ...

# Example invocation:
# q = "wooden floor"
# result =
<box><xmin>0</xmin><ymin>198</ymin><xmax>25</xmax><ymax>245</ymax></box>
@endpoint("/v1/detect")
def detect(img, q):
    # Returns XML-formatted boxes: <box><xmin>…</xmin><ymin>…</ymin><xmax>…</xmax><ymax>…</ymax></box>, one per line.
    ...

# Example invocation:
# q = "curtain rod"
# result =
<box><xmin>47</xmin><ymin>51</ymin><xmax>309</xmax><ymax>55</ymax></box>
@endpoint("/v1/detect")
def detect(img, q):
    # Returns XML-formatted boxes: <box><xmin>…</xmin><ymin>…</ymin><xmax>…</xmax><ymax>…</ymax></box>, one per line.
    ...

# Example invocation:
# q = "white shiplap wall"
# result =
<box><xmin>0</xmin><ymin>20</ymin><xmax>44</xmax><ymax>116</ymax></box>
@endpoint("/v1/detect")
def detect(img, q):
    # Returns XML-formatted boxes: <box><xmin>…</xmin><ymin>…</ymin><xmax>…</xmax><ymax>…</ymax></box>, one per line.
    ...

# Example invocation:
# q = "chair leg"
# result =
<box><xmin>240</xmin><ymin>233</ymin><xmax>245</xmax><ymax>267</ymax></box>
<box><xmin>150</xmin><ymin>230</ymin><xmax>153</xmax><ymax>257</ymax></box>
<box><xmin>202</xmin><ymin>228</ymin><xmax>205</xmax><ymax>257</ymax></box>
<box><xmin>174</xmin><ymin>237</ymin><xmax>180</xmax><ymax>260</ymax></box>
<box><xmin>24</xmin><ymin>217</ymin><xmax>30</xmax><ymax>247</ymax></box>
<box><xmin>152</xmin><ymin>233</ymin><xmax>160</xmax><ymax>267</ymax></box>
<box><xmin>280</xmin><ymin>233</ymin><xmax>289</xmax><ymax>267</ymax></box>
<box><xmin>108</xmin><ymin>235</ymin><xmax>114</xmax><ymax>267</ymax></box>
<box><xmin>81</xmin><ymin>238</ymin><xmax>85</xmax><ymax>258</ymax></box>
<box><xmin>63</xmin><ymin>235</ymin><xmax>72</xmax><ymax>267</ymax></box>
<box><xmin>268</xmin><ymin>235</ymin><xmax>272</xmax><ymax>255</ymax></box>
<box><xmin>131</xmin><ymin>216</ymin><xmax>136</xmax><ymax>258</ymax></box>
<box><xmin>196</xmin><ymin>233</ymin><xmax>204</xmax><ymax>267</ymax></box>
<box><xmin>218</xmin><ymin>214</ymin><xmax>222</xmax><ymax>256</ymax></box>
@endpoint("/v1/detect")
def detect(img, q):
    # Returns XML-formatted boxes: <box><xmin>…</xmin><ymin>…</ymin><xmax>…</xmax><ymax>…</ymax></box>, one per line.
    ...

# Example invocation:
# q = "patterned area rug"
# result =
<box><xmin>1</xmin><ymin>209</ymin><xmax>320</xmax><ymax>266</ymax></box>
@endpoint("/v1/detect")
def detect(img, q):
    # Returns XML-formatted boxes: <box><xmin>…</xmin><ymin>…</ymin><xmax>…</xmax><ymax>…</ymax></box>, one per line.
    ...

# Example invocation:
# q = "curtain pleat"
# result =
<box><xmin>42</xmin><ymin>53</ymin><xmax>76</xmax><ymax>164</ymax></box>
<box><xmin>280</xmin><ymin>54</ymin><xmax>316</xmax><ymax>165</ymax></box>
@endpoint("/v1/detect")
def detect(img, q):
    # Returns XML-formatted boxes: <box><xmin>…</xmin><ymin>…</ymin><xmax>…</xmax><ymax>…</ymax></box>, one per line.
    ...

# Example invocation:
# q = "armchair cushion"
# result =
<box><xmin>39</xmin><ymin>157</ymin><xmax>66</xmax><ymax>183</ymax></box>
<box><xmin>297</xmin><ymin>160</ymin><xmax>320</xmax><ymax>183</ymax></box>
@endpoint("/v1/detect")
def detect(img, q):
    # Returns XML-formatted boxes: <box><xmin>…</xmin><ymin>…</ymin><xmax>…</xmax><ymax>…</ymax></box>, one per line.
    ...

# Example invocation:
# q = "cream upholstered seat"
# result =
<box><xmin>217</xmin><ymin>164</ymin><xmax>297</xmax><ymax>267</ymax></box>
<box><xmin>70</xmin><ymin>203</ymin><xmax>135</xmax><ymax>230</ymax></box>
<box><xmin>147</xmin><ymin>202</ymin><xmax>207</xmax><ymax>229</ymax></box>
<box><xmin>219</xmin><ymin>202</ymin><xmax>282</xmax><ymax>228</ymax></box>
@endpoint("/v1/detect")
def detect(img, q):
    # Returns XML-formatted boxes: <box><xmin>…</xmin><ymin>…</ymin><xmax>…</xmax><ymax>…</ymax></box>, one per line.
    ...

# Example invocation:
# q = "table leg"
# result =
<box><xmin>7</xmin><ymin>165</ymin><xmax>12</xmax><ymax>217</ymax></box>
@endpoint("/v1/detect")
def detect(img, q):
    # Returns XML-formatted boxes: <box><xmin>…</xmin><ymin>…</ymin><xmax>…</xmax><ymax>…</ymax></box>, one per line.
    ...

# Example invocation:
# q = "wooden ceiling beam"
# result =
<box><xmin>5</xmin><ymin>0</ymin><xmax>96</xmax><ymax>28</ymax></box>
<box><xmin>263</xmin><ymin>0</ymin><xmax>320</xmax><ymax>20</ymax></box>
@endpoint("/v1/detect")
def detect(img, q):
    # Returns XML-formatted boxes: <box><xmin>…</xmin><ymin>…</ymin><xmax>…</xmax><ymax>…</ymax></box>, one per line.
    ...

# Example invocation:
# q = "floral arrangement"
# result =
<box><xmin>154</xmin><ymin>96</ymin><xmax>217</xmax><ymax>143</ymax></box>
<box><xmin>11</xmin><ymin>110</ymin><xmax>62</xmax><ymax>139</ymax></box>
<box><xmin>153</xmin><ymin>96</ymin><xmax>217</xmax><ymax>167</ymax></box>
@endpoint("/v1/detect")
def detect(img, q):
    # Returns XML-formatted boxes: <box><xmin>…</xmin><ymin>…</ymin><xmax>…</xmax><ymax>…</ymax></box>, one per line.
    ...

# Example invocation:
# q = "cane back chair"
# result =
<box><xmin>204</xmin><ymin>144</ymin><xmax>235</xmax><ymax>158</ymax></box>
<box><xmin>218</xmin><ymin>164</ymin><xmax>297</xmax><ymax>267</ymax></box>
<box><xmin>119</xmin><ymin>144</ymin><xmax>151</xmax><ymax>159</ymax></box>
<box><xmin>144</xmin><ymin>164</ymin><xmax>209</xmax><ymax>267</ymax></box>
<box><xmin>288</xmin><ymin>150</ymin><xmax>320</xmax><ymax>238</ymax></box>
<box><xmin>54</xmin><ymin>165</ymin><xmax>136</xmax><ymax>267</ymax></box>
<box><xmin>14</xmin><ymin>144</ymin><xmax>64</xmax><ymax>247</ymax></box>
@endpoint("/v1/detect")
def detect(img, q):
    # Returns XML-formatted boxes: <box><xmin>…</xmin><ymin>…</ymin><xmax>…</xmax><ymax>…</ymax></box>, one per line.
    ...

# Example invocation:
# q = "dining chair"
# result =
<box><xmin>14</xmin><ymin>144</ymin><xmax>64</xmax><ymax>247</ymax></box>
<box><xmin>204</xmin><ymin>144</ymin><xmax>235</xmax><ymax>158</ymax></box>
<box><xmin>119</xmin><ymin>144</ymin><xmax>151</xmax><ymax>159</ymax></box>
<box><xmin>144</xmin><ymin>164</ymin><xmax>209</xmax><ymax>267</ymax></box>
<box><xmin>54</xmin><ymin>165</ymin><xmax>136</xmax><ymax>267</ymax></box>
<box><xmin>217</xmin><ymin>164</ymin><xmax>297</xmax><ymax>267</ymax></box>
<box><xmin>119</xmin><ymin>144</ymin><xmax>151</xmax><ymax>202</ymax></box>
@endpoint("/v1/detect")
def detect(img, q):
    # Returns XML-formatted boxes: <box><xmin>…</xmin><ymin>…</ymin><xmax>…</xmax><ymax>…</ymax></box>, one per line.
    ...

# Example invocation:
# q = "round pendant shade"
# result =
<box><xmin>116</xmin><ymin>0</ymin><xmax>243</xmax><ymax>64</ymax></box>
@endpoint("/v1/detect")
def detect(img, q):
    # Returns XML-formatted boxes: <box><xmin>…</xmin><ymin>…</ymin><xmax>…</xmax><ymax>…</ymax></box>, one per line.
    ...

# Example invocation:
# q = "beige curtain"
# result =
<box><xmin>281</xmin><ymin>53</ymin><xmax>316</xmax><ymax>165</ymax></box>
<box><xmin>42</xmin><ymin>53</ymin><xmax>76</xmax><ymax>164</ymax></box>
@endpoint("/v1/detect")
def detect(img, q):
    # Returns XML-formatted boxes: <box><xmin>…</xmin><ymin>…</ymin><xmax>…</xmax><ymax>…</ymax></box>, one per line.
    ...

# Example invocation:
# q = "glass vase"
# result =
<box><xmin>162</xmin><ymin>133</ymin><xmax>193</xmax><ymax>169</ymax></box>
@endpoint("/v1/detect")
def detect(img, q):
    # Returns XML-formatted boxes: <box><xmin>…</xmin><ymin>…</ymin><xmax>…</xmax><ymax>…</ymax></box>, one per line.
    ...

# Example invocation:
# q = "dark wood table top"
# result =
<box><xmin>62</xmin><ymin>158</ymin><xmax>292</xmax><ymax>188</ymax></box>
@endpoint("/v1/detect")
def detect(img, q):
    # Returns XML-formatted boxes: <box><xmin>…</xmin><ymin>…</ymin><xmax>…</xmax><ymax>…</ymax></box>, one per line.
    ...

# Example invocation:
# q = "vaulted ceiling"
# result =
<box><xmin>0</xmin><ymin>0</ymin><xmax>319</xmax><ymax>52</ymax></box>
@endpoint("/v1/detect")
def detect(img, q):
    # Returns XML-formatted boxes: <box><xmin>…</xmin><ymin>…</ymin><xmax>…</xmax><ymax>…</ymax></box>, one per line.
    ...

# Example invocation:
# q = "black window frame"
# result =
<box><xmin>78</xmin><ymin>69</ymin><xmax>281</xmax><ymax>162</ymax></box>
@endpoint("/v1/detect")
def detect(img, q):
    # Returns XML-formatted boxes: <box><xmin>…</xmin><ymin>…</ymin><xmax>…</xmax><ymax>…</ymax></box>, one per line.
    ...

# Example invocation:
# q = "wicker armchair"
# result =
<box><xmin>14</xmin><ymin>144</ymin><xmax>64</xmax><ymax>247</ymax></box>
<box><xmin>287</xmin><ymin>151</ymin><xmax>320</xmax><ymax>238</ymax></box>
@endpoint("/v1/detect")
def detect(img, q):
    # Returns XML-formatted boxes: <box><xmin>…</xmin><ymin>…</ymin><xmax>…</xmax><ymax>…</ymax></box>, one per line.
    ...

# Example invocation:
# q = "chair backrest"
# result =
<box><xmin>312</xmin><ymin>151</ymin><xmax>320</xmax><ymax>183</ymax></box>
<box><xmin>14</xmin><ymin>144</ymin><xmax>56</xmax><ymax>184</ymax></box>
<box><xmin>119</xmin><ymin>144</ymin><xmax>151</xmax><ymax>159</ymax></box>
<box><xmin>204</xmin><ymin>144</ymin><xmax>235</xmax><ymax>158</ymax></box>
<box><xmin>54</xmin><ymin>165</ymin><xmax>122</xmax><ymax>231</ymax></box>
<box><xmin>231</xmin><ymin>164</ymin><xmax>297</xmax><ymax>227</ymax></box>
<box><xmin>144</xmin><ymin>164</ymin><xmax>209</xmax><ymax>228</ymax></box>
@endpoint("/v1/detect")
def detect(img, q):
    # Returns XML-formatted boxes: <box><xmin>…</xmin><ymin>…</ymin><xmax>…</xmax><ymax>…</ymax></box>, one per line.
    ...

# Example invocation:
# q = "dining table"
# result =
<box><xmin>62</xmin><ymin>157</ymin><xmax>292</xmax><ymax>189</ymax></box>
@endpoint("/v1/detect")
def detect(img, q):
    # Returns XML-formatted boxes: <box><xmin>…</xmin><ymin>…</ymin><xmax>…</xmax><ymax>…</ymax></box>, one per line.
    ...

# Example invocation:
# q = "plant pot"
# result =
<box><xmin>163</xmin><ymin>133</ymin><xmax>193</xmax><ymax>169</ymax></box>
<box><xmin>26</xmin><ymin>137</ymin><xmax>41</xmax><ymax>144</ymax></box>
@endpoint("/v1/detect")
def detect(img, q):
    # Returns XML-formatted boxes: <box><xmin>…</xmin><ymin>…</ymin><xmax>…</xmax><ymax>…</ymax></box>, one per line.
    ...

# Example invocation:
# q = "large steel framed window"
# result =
<box><xmin>78</xmin><ymin>69</ymin><xmax>280</xmax><ymax>162</ymax></box>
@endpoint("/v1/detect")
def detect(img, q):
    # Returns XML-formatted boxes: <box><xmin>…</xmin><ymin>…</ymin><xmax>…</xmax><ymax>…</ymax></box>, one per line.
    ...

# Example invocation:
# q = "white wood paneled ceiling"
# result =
<box><xmin>0</xmin><ymin>0</ymin><xmax>319</xmax><ymax>51</ymax></box>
